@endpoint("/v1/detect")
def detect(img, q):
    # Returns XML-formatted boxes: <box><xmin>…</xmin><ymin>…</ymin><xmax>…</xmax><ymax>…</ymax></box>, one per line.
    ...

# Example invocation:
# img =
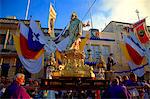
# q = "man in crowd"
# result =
<box><xmin>102</xmin><ymin>78</ymin><xmax>130</xmax><ymax>98</ymax></box>
<box><xmin>1</xmin><ymin>73</ymin><xmax>30</xmax><ymax>98</ymax></box>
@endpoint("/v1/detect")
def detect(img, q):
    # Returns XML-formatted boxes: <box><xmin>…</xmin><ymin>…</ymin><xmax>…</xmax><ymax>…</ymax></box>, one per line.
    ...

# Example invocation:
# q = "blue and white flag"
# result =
<box><xmin>128</xmin><ymin>61</ymin><xmax>145</xmax><ymax>77</ymax></box>
<box><xmin>29</xmin><ymin>20</ymin><xmax>57</xmax><ymax>54</ymax></box>
<box><xmin>28</xmin><ymin>27</ymin><xmax>44</xmax><ymax>51</ymax></box>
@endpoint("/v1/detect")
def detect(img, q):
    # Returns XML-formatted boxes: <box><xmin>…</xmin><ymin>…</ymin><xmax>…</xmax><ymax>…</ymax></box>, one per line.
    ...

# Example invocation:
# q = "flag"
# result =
<box><xmin>28</xmin><ymin>27</ymin><xmax>44</xmax><ymax>51</ymax></box>
<box><xmin>145</xmin><ymin>47</ymin><xmax>150</xmax><ymax>65</ymax></box>
<box><xmin>120</xmin><ymin>36</ymin><xmax>146</xmax><ymax>77</ymax></box>
<box><xmin>19</xmin><ymin>22</ymin><xmax>44</xmax><ymax>59</ymax></box>
<box><xmin>29</xmin><ymin>20</ymin><xmax>57</xmax><ymax>54</ymax></box>
<box><xmin>128</xmin><ymin>61</ymin><xmax>145</xmax><ymax>77</ymax></box>
<box><xmin>13</xmin><ymin>22</ymin><xmax>44</xmax><ymax>73</ymax></box>
<box><xmin>28</xmin><ymin>20</ymin><xmax>44</xmax><ymax>51</ymax></box>
<box><xmin>119</xmin><ymin>42</ymin><xmax>131</xmax><ymax>61</ymax></box>
<box><xmin>133</xmin><ymin>18</ymin><xmax>150</xmax><ymax>44</ymax></box>
<box><xmin>48</xmin><ymin>4</ymin><xmax>56</xmax><ymax>38</ymax></box>
<box><xmin>13</xmin><ymin>33</ymin><xmax>43</xmax><ymax>73</ymax></box>
<box><xmin>130</xmin><ymin>32</ymin><xmax>145</xmax><ymax>51</ymax></box>
<box><xmin>123</xmin><ymin>35</ymin><xmax>144</xmax><ymax>65</ymax></box>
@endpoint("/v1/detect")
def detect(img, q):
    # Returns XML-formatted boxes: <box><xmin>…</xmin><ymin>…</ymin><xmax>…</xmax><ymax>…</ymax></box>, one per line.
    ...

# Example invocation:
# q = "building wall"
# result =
<box><xmin>86</xmin><ymin>27</ymin><xmax>134</xmax><ymax>73</ymax></box>
<box><xmin>101</xmin><ymin>21</ymin><xmax>150</xmax><ymax>73</ymax></box>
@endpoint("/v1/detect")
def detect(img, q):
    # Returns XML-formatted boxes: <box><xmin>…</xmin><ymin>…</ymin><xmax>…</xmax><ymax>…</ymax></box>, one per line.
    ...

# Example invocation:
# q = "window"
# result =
<box><xmin>84</xmin><ymin>44</ymin><xmax>89</xmax><ymax>61</ymax></box>
<box><xmin>0</xmin><ymin>34</ymin><xmax>6</xmax><ymax>44</ymax></box>
<box><xmin>91</xmin><ymin>44</ymin><xmax>101</xmax><ymax>62</ymax></box>
<box><xmin>101</xmin><ymin>45</ymin><xmax>110</xmax><ymax>57</ymax></box>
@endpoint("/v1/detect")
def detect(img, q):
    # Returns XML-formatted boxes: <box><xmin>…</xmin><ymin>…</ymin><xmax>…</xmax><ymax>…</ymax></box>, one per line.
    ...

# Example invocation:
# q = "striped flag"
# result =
<box><xmin>128</xmin><ymin>61</ymin><xmax>145</xmax><ymax>77</ymax></box>
<box><xmin>13</xmin><ymin>22</ymin><xmax>44</xmax><ymax>73</ymax></box>
<box><xmin>19</xmin><ymin>22</ymin><xmax>44</xmax><ymax>59</ymax></box>
<box><xmin>48</xmin><ymin>4</ymin><xmax>56</xmax><ymax>38</ymax></box>
<box><xmin>123</xmin><ymin>35</ymin><xmax>145</xmax><ymax>65</ymax></box>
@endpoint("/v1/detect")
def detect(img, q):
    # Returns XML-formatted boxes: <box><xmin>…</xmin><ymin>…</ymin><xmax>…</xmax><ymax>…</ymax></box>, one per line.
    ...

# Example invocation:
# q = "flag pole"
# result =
<box><xmin>25</xmin><ymin>0</ymin><xmax>31</xmax><ymax>20</ymax></box>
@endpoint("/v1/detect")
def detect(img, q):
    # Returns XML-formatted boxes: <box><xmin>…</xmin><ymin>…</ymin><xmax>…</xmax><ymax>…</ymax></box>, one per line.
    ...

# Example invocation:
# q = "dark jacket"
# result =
<box><xmin>102</xmin><ymin>85</ymin><xmax>130</xmax><ymax>99</ymax></box>
<box><xmin>2</xmin><ymin>81</ymin><xmax>30</xmax><ymax>99</ymax></box>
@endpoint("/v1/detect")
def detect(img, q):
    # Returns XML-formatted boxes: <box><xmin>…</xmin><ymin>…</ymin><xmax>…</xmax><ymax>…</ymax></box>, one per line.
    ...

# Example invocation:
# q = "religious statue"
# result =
<box><xmin>46</xmin><ymin>53</ymin><xmax>56</xmax><ymax>79</ymax></box>
<box><xmin>66</xmin><ymin>12</ymin><xmax>90</xmax><ymax>50</ymax></box>
<box><xmin>96</xmin><ymin>55</ymin><xmax>106</xmax><ymax>79</ymax></box>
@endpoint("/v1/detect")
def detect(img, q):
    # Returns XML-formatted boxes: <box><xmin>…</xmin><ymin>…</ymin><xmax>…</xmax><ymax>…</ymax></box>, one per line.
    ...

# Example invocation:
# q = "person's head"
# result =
<box><xmin>116</xmin><ymin>75</ymin><xmax>122</xmax><ymax>83</ymax></box>
<box><xmin>110</xmin><ymin>53</ymin><xmax>113</xmax><ymax>56</ymax></box>
<box><xmin>33</xmin><ymin>80</ymin><xmax>39</xmax><ymax>86</ymax></box>
<box><xmin>71</xmin><ymin>12</ymin><xmax>78</xmax><ymax>20</ymax></box>
<box><xmin>122</xmin><ymin>75</ymin><xmax>129</xmax><ymax>81</ymax></box>
<box><xmin>15</xmin><ymin>73</ymin><xmax>25</xmax><ymax>85</ymax></box>
<box><xmin>129</xmin><ymin>73</ymin><xmax>137</xmax><ymax>82</ymax></box>
<box><xmin>111</xmin><ymin>78</ymin><xmax>119</xmax><ymax>86</ymax></box>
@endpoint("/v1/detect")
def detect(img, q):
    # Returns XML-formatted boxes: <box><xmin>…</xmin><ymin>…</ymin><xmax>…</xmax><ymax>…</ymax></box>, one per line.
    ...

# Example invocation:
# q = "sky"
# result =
<box><xmin>1</xmin><ymin>0</ymin><xmax>150</xmax><ymax>31</ymax></box>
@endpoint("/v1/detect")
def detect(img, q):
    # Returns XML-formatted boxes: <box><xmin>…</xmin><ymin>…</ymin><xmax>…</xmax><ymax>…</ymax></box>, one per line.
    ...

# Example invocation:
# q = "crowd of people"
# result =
<box><xmin>102</xmin><ymin>73</ymin><xmax>150</xmax><ymax>99</ymax></box>
<box><xmin>0</xmin><ymin>72</ymin><xmax>149</xmax><ymax>98</ymax></box>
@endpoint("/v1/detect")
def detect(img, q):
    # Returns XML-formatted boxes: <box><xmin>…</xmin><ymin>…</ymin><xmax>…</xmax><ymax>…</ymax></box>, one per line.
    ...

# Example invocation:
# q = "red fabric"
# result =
<box><xmin>126</xmin><ymin>44</ymin><xmax>144</xmax><ymax>65</ymax></box>
<box><xmin>135</xmin><ymin>23</ymin><xmax>150</xmax><ymax>43</ymax></box>
<box><xmin>20</xmin><ymin>33</ymin><xmax>41</xmax><ymax>59</ymax></box>
<box><xmin>133</xmin><ymin>19</ymin><xmax>145</xmax><ymax>28</ymax></box>
<box><xmin>95</xmin><ymin>90</ymin><xmax>101</xmax><ymax>99</ymax></box>
<box><xmin>133</xmin><ymin>18</ymin><xmax>150</xmax><ymax>44</ymax></box>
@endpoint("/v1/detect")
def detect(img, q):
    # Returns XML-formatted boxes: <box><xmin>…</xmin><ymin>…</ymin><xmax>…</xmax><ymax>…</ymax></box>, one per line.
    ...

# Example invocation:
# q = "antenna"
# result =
<box><xmin>135</xmin><ymin>9</ymin><xmax>140</xmax><ymax>21</ymax></box>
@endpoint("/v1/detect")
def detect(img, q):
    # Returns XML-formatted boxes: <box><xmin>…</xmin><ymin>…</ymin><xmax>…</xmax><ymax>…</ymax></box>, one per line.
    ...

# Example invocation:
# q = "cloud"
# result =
<box><xmin>90</xmin><ymin>0</ymin><xmax>150</xmax><ymax>31</ymax></box>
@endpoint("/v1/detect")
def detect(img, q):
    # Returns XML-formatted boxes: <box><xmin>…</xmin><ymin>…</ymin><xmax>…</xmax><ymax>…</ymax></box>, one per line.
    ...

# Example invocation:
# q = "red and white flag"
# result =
<box><xmin>133</xmin><ymin>18</ymin><xmax>150</xmax><ymax>44</ymax></box>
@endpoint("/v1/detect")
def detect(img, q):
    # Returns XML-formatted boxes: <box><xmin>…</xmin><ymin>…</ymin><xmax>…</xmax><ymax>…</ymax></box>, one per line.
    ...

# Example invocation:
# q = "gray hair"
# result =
<box><xmin>14</xmin><ymin>73</ymin><xmax>25</xmax><ymax>80</ymax></box>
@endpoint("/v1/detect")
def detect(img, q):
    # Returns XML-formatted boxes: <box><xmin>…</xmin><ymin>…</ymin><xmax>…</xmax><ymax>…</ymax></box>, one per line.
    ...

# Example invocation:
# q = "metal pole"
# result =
<box><xmin>25</xmin><ymin>0</ymin><xmax>31</xmax><ymax>20</ymax></box>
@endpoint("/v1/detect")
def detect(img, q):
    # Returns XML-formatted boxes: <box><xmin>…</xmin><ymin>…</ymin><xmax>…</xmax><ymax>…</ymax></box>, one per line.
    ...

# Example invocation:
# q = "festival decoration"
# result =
<box><xmin>120</xmin><ymin>19</ymin><xmax>150</xmax><ymax>76</ymax></box>
<box><xmin>123</xmin><ymin>35</ymin><xmax>144</xmax><ymax>65</ymax></box>
<box><xmin>13</xmin><ymin>22</ymin><xmax>44</xmax><ymax>73</ymax></box>
<box><xmin>48</xmin><ymin>4</ymin><xmax>56</xmax><ymax>38</ymax></box>
<box><xmin>133</xmin><ymin>18</ymin><xmax>150</xmax><ymax>44</ymax></box>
